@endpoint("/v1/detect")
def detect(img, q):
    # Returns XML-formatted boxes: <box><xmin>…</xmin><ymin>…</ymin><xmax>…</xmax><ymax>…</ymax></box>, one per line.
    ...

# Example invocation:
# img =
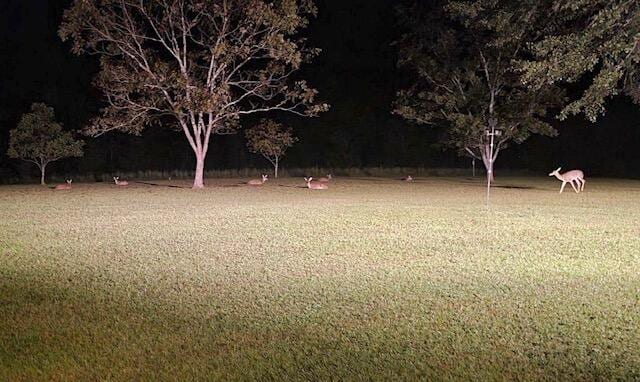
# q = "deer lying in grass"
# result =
<box><xmin>548</xmin><ymin>167</ymin><xmax>585</xmax><ymax>193</ymax></box>
<box><xmin>402</xmin><ymin>175</ymin><xmax>413</xmax><ymax>182</ymax></box>
<box><xmin>54</xmin><ymin>179</ymin><xmax>73</xmax><ymax>190</ymax></box>
<box><xmin>317</xmin><ymin>174</ymin><xmax>332</xmax><ymax>183</ymax></box>
<box><xmin>304</xmin><ymin>177</ymin><xmax>328</xmax><ymax>190</ymax></box>
<box><xmin>113</xmin><ymin>176</ymin><xmax>129</xmax><ymax>186</ymax></box>
<box><xmin>247</xmin><ymin>174</ymin><xmax>268</xmax><ymax>186</ymax></box>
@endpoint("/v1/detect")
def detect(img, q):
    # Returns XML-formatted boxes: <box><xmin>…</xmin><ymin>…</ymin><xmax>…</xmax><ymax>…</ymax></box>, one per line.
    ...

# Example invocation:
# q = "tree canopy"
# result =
<box><xmin>7</xmin><ymin>103</ymin><xmax>84</xmax><ymax>184</ymax></box>
<box><xmin>245</xmin><ymin>119</ymin><xmax>296</xmax><ymax>178</ymax></box>
<box><xmin>60</xmin><ymin>0</ymin><xmax>327</xmax><ymax>188</ymax></box>
<box><xmin>394</xmin><ymin>0</ymin><xmax>564</xmax><ymax>180</ymax></box>
<box><xmin>520</xmin><ymin>0</ymin><xmax>640</xmax><ymax>122</ymax></box>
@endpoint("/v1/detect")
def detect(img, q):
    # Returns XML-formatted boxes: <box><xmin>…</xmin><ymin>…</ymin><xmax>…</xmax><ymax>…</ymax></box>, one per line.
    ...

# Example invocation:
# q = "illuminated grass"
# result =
<box><xmin>1</xmin><ymin>177</ymin><xmax>639</xmax><ymax>380</ymax></box>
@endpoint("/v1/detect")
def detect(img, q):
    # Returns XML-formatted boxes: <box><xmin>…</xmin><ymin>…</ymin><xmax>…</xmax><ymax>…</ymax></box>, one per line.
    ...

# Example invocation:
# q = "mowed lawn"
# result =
<box><xmin>1</xmin><ymin>177</ymin><xmax>639</xmax><ymax>381</ymax></box>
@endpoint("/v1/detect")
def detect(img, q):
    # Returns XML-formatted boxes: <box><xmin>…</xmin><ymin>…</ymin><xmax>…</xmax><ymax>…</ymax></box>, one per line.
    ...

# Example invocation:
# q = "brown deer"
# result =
<box><xmin>548</xmin><ymin>167</ymin><xmax>585</xmax><ymax>193</ymax></box>
<box><xmin>247</xmin><ymin>174</ymin><xmax>268</xmax><ymax>186</ymax></box>
<box><xmin>113</xmin><ymin>176</ymin><xmax>129</xmax><ymax>186</ymax></box>
<box><xmin>304</xmin><ymin>177</ymin><xmax>328</xmax><ymax>190</ymax></box>
<box><xmin>317</xmin><ymin>174</ymin><xmax>332</xmax><ymax>182</ymax></box>
<box><xmin>54</xmin><ymin>179</ymin><xmax>73</xmax><ymax>190</ymax></box>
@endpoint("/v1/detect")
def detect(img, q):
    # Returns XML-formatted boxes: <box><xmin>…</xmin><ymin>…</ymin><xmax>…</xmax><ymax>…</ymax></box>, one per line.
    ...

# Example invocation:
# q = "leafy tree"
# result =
<box><xmin>60</xmin><ymin>0</ymin><xmax>328</xmax><ymax>189</ymax></box>
<box><xmin>7</xmin><ymin>103</ymin><xmax>84</xmax><ymax>185</ymax></box>
<box><xmin>520</xmin><ymin>1</ymin><xmax>640</xmax><ymax>122</ymax></box>
<box><xmin>245</xmin><ymin>119</ymin><xmax>297</xmax><ymax>178</ymax></box>
<box><xmin>394</xmin><ymin>1</ymin><xmax>563</xmax><ymax>181</ymax></box>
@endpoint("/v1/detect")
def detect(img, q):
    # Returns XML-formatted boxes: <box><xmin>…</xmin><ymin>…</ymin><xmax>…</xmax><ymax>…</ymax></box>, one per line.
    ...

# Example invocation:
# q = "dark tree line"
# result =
<box><xmin>1</xmin><ymin>0</ymin><xmax>639</xmax><ymax>184</ymax></box>
<box><xmin>394</xmin><ymin>0</ymin><xmax>640</xmax><ymax>181</ymax></box>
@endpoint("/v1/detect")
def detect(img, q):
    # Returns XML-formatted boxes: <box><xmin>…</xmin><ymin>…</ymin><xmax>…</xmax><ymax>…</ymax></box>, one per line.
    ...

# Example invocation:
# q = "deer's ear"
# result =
<box><xmin>556</xmin><ymin>167</ymin><xmax>561</xmax><ymax>172</ymax></box>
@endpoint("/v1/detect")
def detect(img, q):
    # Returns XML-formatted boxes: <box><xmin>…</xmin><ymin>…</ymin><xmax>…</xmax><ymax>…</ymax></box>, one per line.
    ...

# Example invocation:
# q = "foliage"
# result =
<box><xmin>394</xmin><ymin>1</ymin><xmax>564</xmax><ymax>176</ymax></box>
<box><xmin>59</xmin><ymin>0</ymin><xmax>328</xmax><ymax>188</ymax></box>
<box><xmin>7</xmin><ymin>103</ymin><xmax>84</xmax><ymax>184</ymax></box>
<box><xmin>245</xmin><ymin>119</ymin><xmax>297</xmax><ymax>175</ymax></box>
<box><xmin>520</xmin><ymin>1</ymin><xmax>640</xmax><ymax>122</ymax></box>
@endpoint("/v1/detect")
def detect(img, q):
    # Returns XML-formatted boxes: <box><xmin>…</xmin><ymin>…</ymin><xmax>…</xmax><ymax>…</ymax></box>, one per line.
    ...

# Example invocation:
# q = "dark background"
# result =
<box><xmin>1</xmin><ymin>0</ymin><xmax>639</xmax><ymax>181</ymax></box>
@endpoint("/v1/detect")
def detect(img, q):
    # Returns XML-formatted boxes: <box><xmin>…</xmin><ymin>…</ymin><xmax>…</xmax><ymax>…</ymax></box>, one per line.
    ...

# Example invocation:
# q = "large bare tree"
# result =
<box><xmin>60</xmin><ymin>0</ymin><xmax>327</xmax><ymax>188</ymax></box>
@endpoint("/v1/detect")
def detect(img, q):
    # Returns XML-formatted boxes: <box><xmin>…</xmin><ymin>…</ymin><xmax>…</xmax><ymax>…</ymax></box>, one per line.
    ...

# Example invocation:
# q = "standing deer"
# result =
<box><xmin>548</xmin><ymin>167</ymin><xmax>585</xmax><ymax>193</ymax></box>
<box><xmin>113</xmin><ymin>176</ymin><xmax>129</xmax><ymax>186</ymax></box>
<box><xmin>54</xmin><ymin>179</ymin><xmax>73</xmax><ymax>190</ymax></box>
<box><xmin>304</xmin><ymin>177</ymin><xmax>328</xmax><ymax>190</ymax></box>
<box><xmin>317</xmin><ymin>174</ymin><xmax>332</xmax><ymax>183</ymax></box>
<box><xmin>247</xmin><ymin>174</ymin><xmax>268</xmax><ymax>186</ymax></box>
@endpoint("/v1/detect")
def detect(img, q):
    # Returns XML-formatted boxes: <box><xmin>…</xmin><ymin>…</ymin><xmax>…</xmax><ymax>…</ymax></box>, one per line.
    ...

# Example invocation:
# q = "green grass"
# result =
<box><xmin>1</xmin><ymin>177</ymin><xmax>639</xmax><ymax>381</ymax></box>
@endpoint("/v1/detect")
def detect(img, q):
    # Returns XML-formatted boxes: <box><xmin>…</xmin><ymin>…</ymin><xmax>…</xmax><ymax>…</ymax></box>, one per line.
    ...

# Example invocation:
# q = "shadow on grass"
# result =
<box><xmin>2</xmin><ymin>247</ymin><xmax>638</xmax><ymax>381</ymax></box>
<box><xmin>494</xmin><ymin>185</ymin><xmax>537</xmax><ymax>190</ymax></box>
<box><xmin>433</xmin><ymin>178</ymin><xmax>542</xmax><ymax>190</ymax></box>
<box><xmin>134</xmin><ymin>181</ymin><xmax>189</xmax><ymax>189</ymax></box>
<box><xmin>0</xmin><ymin>275</ymin><xmax>236</xmax><ymax>380</ymax></box>
<box><xmin>278</xmin><ymin>184</ymin><xmax>308</xmax><ymax>189</ymax></box>
<box><xmin>347</xmin><ymin>177</ymin><xmax>404</xmax><ymax>182</ymax></box>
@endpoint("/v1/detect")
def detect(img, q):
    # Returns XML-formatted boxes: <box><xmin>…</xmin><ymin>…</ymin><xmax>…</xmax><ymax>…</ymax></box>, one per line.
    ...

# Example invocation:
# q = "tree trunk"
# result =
<box><xmin>193</xmin><ymin>153</ymin><xmax>205</xmax><ymax>189</ymax></box>
<box><xmin>472</xmin><ymin>158</ymin><xmax>476</xmax><ymax>177</ymax></box>
<box><xmin>481</xmin><ymin>146</ymin><xmax>495</xmax><ymax>183</ymax></box>
<box><xmin>274</xmin><ymin>157</ymin><xmax>279</xmax><ymax>178</ymax></box>
<box><xmin>39</xmin><ymin>162</ymin><xmax>47</xmax><ymax>185</ymax></box>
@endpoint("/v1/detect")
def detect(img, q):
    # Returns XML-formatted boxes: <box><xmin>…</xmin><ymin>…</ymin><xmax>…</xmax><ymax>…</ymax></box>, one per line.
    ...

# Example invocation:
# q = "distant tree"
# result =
<box><xmin>245</xmin><ymin>119</ymin><xmax>297</xmax><ymax>178</ymax></box>
<box><xmin>394</xmin><ymin>1</ymin><xmax>563</xmax><ymax>181</ymax></box>
<box><xmin>520</xmin><ymin>1</ymin><xmax>640</xmax><ymax>122</ymax></box>
<box><xmin>7</xmin><ymin>103</ymin><xmax>84</xmax><ymax>185</ymax></box>
<box><xmin>59</xmin><ymin>0</ymin><xmax>328</xmax><ymax>189</ymax></box>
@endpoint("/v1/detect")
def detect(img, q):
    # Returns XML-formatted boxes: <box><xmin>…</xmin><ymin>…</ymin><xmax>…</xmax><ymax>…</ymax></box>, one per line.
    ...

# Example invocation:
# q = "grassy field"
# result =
<box><xmin>1</xmin><ymin>176</ymin><xmax>639</xmax><ymax>381</ymax></box>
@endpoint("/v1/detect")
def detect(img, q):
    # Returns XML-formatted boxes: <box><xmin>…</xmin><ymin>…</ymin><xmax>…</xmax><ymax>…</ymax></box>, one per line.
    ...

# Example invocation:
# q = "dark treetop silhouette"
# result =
<box><xmin>394</xmin><ymin>0</ymin><xmax>564</xmax><ymax>182</ymax></box>
<box><xmin>1</xmin><ymin>1</ymin><xmax>640</xmax><ymax>181</ymax></box>
<box><xmin>520</xmin><ymin>0</ymin><xmax>640</xmax><ymax>123</ymax></box>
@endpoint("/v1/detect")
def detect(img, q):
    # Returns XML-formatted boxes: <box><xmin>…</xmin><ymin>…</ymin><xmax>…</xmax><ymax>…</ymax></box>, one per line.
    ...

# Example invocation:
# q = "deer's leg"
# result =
<box><xmin>580</xmin><ymin>178</ymin><xmax>585</xmax><ymax>191</ymax></box>
<box><xmin>560</xmin><ymin>182</ymin><xmax>566</xmax><ymax>194</ymax></box>
<box><xmin>570</xmin><ymin>180</ymin><xmax>579</xmax><ymax>193</ymax></box>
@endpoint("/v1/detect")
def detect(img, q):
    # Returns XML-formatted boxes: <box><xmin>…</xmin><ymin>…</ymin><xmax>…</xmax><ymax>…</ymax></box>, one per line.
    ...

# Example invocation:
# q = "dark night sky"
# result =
<box><xmin>1</xmin><ymin>0</ymin><xmax>639</xmax><ymax>181</ymax></box>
